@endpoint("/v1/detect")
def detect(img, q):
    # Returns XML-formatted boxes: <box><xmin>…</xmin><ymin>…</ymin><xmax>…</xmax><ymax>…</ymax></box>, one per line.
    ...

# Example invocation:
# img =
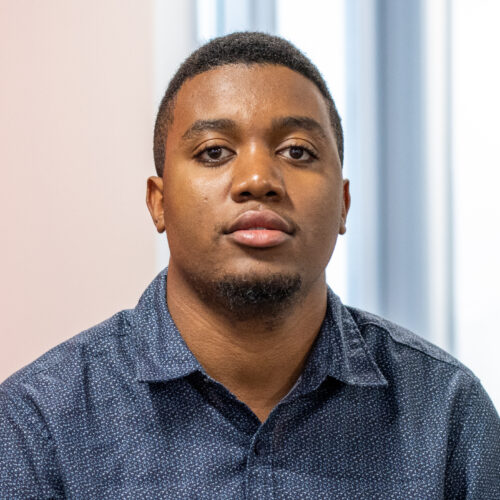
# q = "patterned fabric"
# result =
<box><xmin>1</xmin><ymin>269</ymin><xmax>499</xmax><ymax>499</ymax></box>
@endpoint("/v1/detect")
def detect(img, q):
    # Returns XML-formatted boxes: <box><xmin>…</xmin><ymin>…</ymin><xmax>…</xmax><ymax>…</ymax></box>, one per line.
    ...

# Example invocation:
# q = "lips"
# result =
<box><xmin>225</xmin><ymin>210</ymin><xmax>293</xmax><ymax>248</ymax></box>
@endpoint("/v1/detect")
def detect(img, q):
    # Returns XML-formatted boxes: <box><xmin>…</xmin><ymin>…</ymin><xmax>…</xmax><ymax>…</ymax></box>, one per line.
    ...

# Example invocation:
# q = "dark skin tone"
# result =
<box><xmin>147</xmin><ymin>64</ymin><xmax>350</xmax><ymax>422</ymax></box>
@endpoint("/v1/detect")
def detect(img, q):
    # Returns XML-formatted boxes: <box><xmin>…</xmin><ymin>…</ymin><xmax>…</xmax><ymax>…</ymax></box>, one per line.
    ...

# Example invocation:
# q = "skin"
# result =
<box><xmin>147</xmin><ymin>64</ymin><xmax>350</xmax><ymax>422</ymax></box>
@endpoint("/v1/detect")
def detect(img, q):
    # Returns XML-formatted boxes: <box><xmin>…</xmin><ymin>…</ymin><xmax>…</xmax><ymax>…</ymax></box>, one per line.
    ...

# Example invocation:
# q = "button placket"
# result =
<box><xmin>254</xmin><ymin>438</ymin><xmax>265</xmax><ymax>456</ymax></box>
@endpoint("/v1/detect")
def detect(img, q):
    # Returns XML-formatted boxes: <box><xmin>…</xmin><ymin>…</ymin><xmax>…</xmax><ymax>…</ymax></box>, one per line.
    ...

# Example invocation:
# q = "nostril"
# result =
<box><xmin>239</xmin><ymin>190</ymin><xmax>277</xmax><ymax>198</ymax></box>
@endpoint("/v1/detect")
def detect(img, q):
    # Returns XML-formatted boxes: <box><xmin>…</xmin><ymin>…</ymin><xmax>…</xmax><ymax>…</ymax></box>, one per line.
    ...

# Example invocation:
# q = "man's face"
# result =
<box><xmin>148</xmin><ymin>64</ymin><xmax>350</xmax><ymax>296</ymax></box>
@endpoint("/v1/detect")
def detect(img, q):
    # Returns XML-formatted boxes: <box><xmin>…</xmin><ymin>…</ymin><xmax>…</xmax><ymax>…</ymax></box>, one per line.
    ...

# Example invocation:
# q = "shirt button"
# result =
<box><xmin>254</xmin><ymin>440</ymin><xmax>265</xmax><ymax>456</ymax></box>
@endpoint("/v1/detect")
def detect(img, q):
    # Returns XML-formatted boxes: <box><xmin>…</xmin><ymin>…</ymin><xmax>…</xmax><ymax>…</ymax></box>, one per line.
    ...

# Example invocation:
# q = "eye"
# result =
<box><xmin>278</xmin><ymin>145</ymin><xmax>318</xmax><ymax>162</ymax></box>
<box><xmin>195</xmin><ymin>145</ymin><xmax>234</xmax><ymax>165</ymax></box>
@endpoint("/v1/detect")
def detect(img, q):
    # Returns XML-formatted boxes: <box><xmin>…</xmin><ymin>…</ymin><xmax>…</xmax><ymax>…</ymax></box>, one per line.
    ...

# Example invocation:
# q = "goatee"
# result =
<box><xmin>186</xmin><ymin>272</ymin><xmax>303</xmax><ymax>322</ymax></box>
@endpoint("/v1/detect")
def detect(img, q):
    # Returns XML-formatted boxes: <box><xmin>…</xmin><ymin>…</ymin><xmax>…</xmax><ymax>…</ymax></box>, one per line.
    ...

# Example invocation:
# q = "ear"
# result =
<box><xmin>339</xmin><ymin>179</ymin><xmax>351</xmax><ymax>235</ymax></box>
<box><xmin>146</xmin><ymin>176</ymin><xmax>166</xmax><ymax>233</ymax></box>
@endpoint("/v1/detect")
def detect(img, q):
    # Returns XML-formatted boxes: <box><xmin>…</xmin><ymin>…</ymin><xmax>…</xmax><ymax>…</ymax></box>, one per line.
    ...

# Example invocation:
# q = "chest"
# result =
<box><xmin>51</xmin><ymin>379</ymin><xmax>446</xmax><ymax>499</ymax></box>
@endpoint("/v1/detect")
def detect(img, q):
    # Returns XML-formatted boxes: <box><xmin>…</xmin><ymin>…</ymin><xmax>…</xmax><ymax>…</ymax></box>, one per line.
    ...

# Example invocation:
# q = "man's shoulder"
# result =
<box><xmin>1</xmin><ymin>309</ymin><xmax>135</xmax><ymax>398</ymax></box>
<box><xmin>345</xmin><ymin>305</ymin><xmax>477</xmax><ymax>383</ymax></box>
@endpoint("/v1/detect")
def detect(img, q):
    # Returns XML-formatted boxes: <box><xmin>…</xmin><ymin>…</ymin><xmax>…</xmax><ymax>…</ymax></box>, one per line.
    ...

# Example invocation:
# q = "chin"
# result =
<box><xmin>182</xmin><ymin>265</ymin><xmax>303</xmax><ymax>321</ymax></box>
<box><xmin>221</xmin><ymin>256</ymin><xmax>302</xmax><ymax>278</ymax></box>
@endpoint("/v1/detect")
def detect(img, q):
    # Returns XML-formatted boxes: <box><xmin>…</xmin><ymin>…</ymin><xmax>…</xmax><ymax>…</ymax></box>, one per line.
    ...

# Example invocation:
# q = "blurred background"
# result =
<box><xmin>1</xmin><ymin>0</ymin><xmax>498</xmax><ymax>409</ymax></box>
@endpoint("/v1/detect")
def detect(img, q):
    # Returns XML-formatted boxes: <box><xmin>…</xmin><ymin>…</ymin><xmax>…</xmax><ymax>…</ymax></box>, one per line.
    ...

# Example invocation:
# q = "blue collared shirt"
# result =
<box><xmin>1</xmin><ymin>269</ymin><xmax>499</xmax><ymax>499</ymax></box>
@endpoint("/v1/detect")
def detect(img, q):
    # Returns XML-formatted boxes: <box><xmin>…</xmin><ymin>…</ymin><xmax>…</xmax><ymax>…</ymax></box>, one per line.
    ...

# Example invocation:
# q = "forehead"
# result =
<box><xmin>168</xmin><ymin>64</ymin><xmax>334</xmax><ymax>141</ymax></box>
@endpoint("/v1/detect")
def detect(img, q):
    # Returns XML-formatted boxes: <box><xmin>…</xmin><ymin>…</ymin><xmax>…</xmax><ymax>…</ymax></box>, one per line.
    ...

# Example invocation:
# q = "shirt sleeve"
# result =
<box><xmin>0</xmin><ymin>385</ymin><xmax>64</xmax><ymax>499</ymax></box>
<box><xmin>444</xmin><ymin>378</ymin><xmax>500</xmax><ymax>500</ymax></box>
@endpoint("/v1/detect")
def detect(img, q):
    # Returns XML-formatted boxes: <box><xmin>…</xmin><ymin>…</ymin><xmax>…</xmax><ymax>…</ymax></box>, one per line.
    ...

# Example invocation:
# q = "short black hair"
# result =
<box><xmin>153</xmin><ymin>32</ymin><xmax>343</xmax><ymax>176</ymax></box>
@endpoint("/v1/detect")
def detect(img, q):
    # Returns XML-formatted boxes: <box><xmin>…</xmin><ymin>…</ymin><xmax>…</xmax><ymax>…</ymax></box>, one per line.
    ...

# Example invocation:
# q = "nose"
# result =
<box><xmin>230</xmin><ymin>149</ymin><xmax>286</xmax><ymax>202</ymax></box>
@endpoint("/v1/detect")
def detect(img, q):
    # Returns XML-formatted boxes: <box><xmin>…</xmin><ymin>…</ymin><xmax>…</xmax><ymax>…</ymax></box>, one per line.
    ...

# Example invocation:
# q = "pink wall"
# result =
<box><xmin>0</xmin><ymin>1</ymin><xmax>159</xmax><ymax>381</ymax></box>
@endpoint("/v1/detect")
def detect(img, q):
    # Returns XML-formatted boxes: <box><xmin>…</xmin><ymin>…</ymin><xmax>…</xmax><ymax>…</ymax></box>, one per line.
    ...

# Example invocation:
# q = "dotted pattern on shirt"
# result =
<box><xmin>1</xmin><ymin>268</ymin><xmax>499</xmax><ymax>499</ymax></box>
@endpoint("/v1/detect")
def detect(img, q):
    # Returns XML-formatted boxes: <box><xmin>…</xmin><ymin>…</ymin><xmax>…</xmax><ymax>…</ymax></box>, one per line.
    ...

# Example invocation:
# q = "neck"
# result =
<box><xmin>166</xmin><ymin>264</ymin><xmax>328</xmax><ymax>422</ymax></box>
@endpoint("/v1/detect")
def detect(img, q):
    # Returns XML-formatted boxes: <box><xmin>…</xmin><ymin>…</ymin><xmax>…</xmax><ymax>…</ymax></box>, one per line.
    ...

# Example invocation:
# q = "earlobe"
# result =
<box><xmin>154</xmin><ymin>214</ymin><xmax>165</xmax><ymax>234</ymax></box>
<box><xmin>146</xmin><ymin>176</ymin><xmax>166</xmax><ymax>233</ymax></box>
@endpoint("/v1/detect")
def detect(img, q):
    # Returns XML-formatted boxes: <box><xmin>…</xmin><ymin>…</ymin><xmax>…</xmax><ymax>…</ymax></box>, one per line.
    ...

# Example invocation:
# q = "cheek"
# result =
<box><xmin>162</xmin><ymin>171</ymin><xmax>224</xmax><ymax>242</ymax></box>
<box><xmin>295</xmin><ymin>174</ymin><xmax>340</xmax><ymax>223</ymax></box>
<box><xmin>295</xmin><ymin>180</ymin><xmax>342</xmax><ymax>252</ymax></box>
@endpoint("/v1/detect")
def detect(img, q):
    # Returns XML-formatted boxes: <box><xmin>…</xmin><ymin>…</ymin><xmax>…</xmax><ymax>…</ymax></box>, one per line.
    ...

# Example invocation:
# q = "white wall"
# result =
<box><xmin>0</xmin><ymin>0</ymin><xmax>194</xmax><ymax>382</ymax></box>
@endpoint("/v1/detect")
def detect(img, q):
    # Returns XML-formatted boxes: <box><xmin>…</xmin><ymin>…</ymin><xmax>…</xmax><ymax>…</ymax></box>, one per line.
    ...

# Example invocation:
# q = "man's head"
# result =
<box><xmin>147</xmin><ymin>32</ymin><xmax>350</xmax><ymax>320</ymax></box>
<box><xmin>153</xmin><ymin>32</ymin><xmax>344</xmax><ymax>177</ymax></box>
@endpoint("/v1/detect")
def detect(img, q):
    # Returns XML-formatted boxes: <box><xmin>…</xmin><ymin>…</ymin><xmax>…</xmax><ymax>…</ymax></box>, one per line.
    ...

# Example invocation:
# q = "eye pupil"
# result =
<box><xmin>207</xmin><ymin>147</ymin><xmax>222</xmax><ymax>159</ymax></box>
<box><xmin>289</xmin><ymin>146</ymin><xmax>304</xmax><ymax>159</ymax></box>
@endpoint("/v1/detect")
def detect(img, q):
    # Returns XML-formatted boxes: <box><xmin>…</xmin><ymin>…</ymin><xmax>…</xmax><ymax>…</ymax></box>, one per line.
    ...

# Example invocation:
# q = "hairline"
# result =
<box><xmin>155</xmin><ymin>62</ymin><xmax>343</xmax><ymax>176</ymax></box>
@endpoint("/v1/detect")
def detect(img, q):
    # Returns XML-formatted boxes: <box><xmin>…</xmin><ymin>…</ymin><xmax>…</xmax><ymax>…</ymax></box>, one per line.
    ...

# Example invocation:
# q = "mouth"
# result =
<box><xmin>224</xmin><ymin>210</ymin><xmax>294</xmax><ymax>248</ymax></box>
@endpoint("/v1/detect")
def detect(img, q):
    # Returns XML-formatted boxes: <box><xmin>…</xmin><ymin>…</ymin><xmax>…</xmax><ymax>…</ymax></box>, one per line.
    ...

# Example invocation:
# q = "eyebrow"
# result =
<box><xmin>271</xmin><ymin>116</ymin><xmax>328</xmax><ymax>140</ymax></box>
<box><xmin>181</xmin><ymin>119</ymin><xmax>237</xmax><ymax>140</ymax></box>
<box><xmin>181</xmin><ymin>115</ymin><xmax>328</xmax><ymax>141</ymax></box>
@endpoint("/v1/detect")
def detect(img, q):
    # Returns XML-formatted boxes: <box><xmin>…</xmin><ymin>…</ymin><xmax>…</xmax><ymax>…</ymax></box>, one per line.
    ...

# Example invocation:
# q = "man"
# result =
<box><xmin>0</xmin><ymin>32</ymin><xmax>498</xmax><ymax>499</ymax></box>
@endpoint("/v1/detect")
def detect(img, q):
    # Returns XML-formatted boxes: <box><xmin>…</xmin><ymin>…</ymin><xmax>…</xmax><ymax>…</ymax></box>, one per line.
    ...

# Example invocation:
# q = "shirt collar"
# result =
<box><xmin>296</xmin><ymin>288</ymin><xmax>388</xmax><ymax>395</ymax></box>
<box><xmin>132</xmin><ymin>269</ymin><xmax>387</xmax><ymax>389</ymax></box>
<box><xmin>132</xmin><ymin>268</ymin><xmax>202</xmax><ymax>382</ymax></box>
